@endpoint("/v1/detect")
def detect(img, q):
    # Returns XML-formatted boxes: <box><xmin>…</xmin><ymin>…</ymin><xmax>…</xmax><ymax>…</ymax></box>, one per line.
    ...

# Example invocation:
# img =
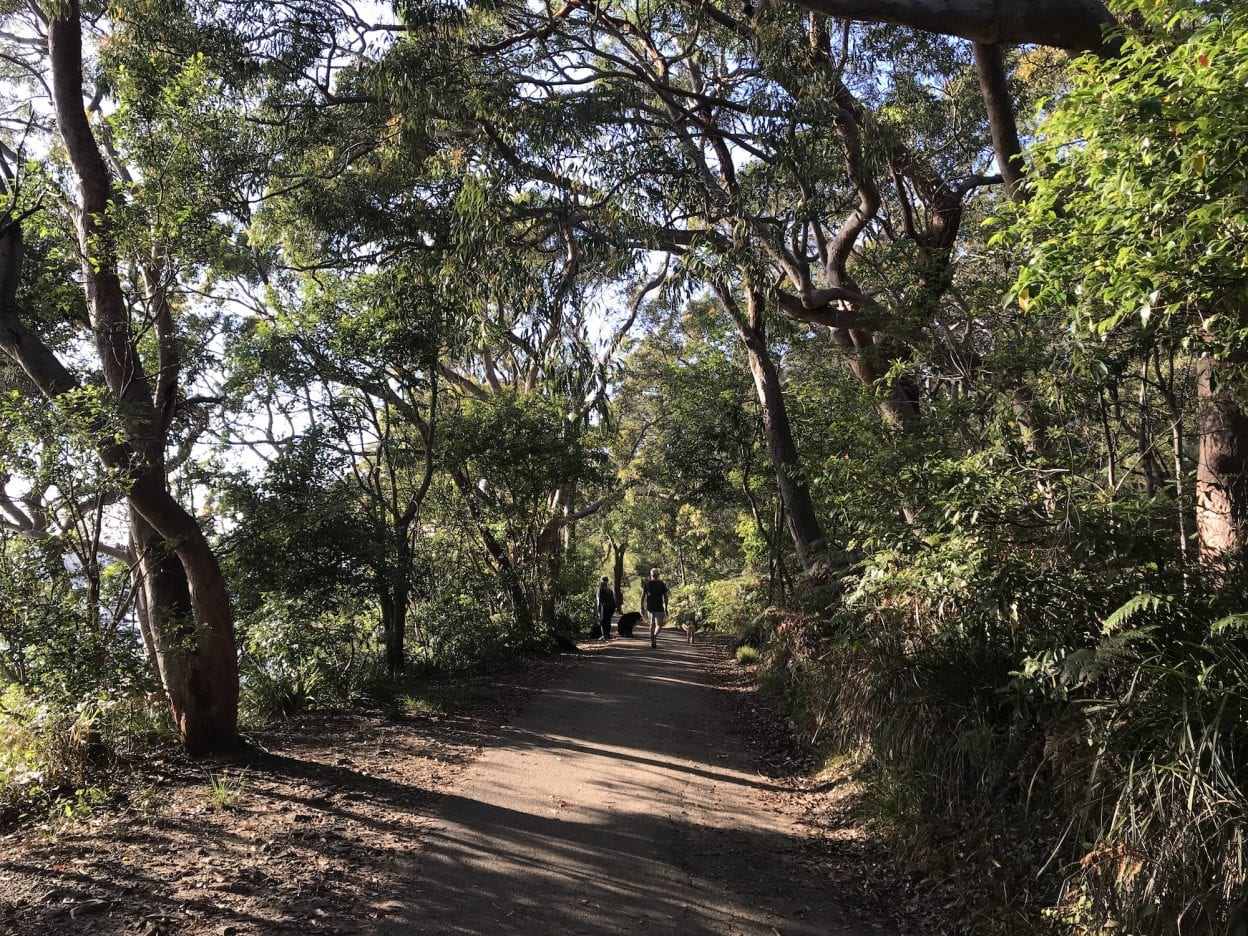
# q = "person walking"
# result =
<box><xmin>640</xmin><ymin>568</ymin><xmax>669</xmax><ymax>649</ymax></box>
<box><xmin>595</xmin><ymin>576</ymin><xmax>616</xmax><ymax>641</ymax></box>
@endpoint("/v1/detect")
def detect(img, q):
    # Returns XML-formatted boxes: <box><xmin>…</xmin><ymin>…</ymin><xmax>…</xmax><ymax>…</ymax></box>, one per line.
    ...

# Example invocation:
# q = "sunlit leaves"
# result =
<box><xmin>1009</xmin><ymin>0</ymin><xmax>1248</xmax><ymax>353</ymax></box>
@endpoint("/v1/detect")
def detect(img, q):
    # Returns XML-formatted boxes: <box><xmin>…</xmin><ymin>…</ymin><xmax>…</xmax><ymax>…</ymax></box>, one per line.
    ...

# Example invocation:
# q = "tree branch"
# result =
<box><xmin>783</xmin><ymin>0</ymin><xmax>1115</xmax><ymax>52</ymax></box>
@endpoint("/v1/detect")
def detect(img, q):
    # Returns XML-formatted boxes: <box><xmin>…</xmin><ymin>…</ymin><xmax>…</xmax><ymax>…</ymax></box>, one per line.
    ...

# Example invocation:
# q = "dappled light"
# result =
<box><xmin>2</xmin><ymin>0</ymin><xmax>1247</xmax><ymax>932</ymax></box>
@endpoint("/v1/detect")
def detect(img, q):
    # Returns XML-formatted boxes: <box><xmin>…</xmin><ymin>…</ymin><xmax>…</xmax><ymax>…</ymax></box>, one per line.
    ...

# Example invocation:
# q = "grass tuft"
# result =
<box><xmin>735</xmin><ymin>645</ymin><xmax>760</xmax><ymax>665</ymax></box>
<box><xmin>204</xmin><ymin>770</ymin><xmax>244</xmax><ymax>811</ymax></box>
<box><xmin>400</xmin><ymin>694</ymin><xmax>442</xmax><ymax>715</ymax></box>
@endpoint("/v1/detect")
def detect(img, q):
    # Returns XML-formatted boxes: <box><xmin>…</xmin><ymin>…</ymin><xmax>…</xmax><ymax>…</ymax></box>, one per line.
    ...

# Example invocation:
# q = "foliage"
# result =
<box><xmin>3</xmin><ymin>1</ymin><xmax>1248</xmax><ymax>931</ymax></box>
<box><xmin>1009</xmin><ymin>0</ymin><xmax>1248</xmax><ymax>358</ymax></box>
<box><xmin>0</xmin><ymin>685</ymin><xmax>159</xmax><ymax>820</ymax></box>
<box><xmin>236</xmin><ymin>599</ymin><xmax>371</xmax><ymax>722</ymax></box>
<box><xmin>734</xmin><ymin>645</ymin><xmax>760</xmax><ymax>665</ymax></box>
<box><xmin>676</xmin><ymin>577</ymin><xmax>764</xmax><ymax>636</ymax></box>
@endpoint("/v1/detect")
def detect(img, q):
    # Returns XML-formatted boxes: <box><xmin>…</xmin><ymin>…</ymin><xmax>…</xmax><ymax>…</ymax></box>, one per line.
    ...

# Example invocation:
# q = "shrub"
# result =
<box><xmin>411</xmin><ymin>591</ymin><xmax>527</xmax><ymax>674</ymax></box>
<box><xmin>0</xmin><ymin>687</ymin><xmax>121</xmax><ymax>817</ymax></box>
<box><xmin>673</xmin><ymin>576</ymin><xmax>762</xmax><ymax>638</ymax></box>
<box><xmin>702</xmin><ymin>577</ymin><xmax>762</xmax><ymax>633</ymax></box>
<box><xmin>759</xmin><ymin>525</ymin><xmax>1248</xmax><ymax>934</ymax></box>
<box><xmin>1037</xmin><ymin>611</ymin><xmax>1248</xmax><ymax>933</ymax></box>
<box><xmin>236</xmin><ymin>598</ymin><xmax>371</xmax><ymax>723</ymax></box>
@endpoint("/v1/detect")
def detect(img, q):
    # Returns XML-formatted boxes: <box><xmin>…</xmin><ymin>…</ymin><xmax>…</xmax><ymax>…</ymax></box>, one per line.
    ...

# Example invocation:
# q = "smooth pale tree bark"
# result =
<box><xmin>785</xmin><ymin>0</ymin><xmax>1115</xmax><ymax>51</ymax></box>
<box><xmin>972</xmin><ymin>42</ymin><xmax>1026</xmax><ymax>200</ymax></box>
<box><xmin>717</xmin><ymin>285</ymin><xmax>829</xmax><ymax>575</ymax></box>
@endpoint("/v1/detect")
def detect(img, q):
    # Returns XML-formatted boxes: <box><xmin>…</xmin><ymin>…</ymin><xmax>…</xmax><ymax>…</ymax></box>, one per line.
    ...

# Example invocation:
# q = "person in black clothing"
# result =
<box><xmin>595</xmin><ymin>576</ymin><xmax>616</xmax><ymax>641</ymax></box>
<box><xmin>640</xmin><ymin>568</ymin><xmax>669</xmax><ymax>649</ymax></box>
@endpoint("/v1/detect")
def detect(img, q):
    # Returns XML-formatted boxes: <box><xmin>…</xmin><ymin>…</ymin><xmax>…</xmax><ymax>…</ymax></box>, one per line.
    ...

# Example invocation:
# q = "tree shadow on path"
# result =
<box><xmin>0</xmin><ymin>637</ymin><xmax>898</xmax><ymax>936</ymax></box>
<box><xmin>364</xmin><ymin>633</ymin><xmax>882</xmax><ymax>936</ymax></box>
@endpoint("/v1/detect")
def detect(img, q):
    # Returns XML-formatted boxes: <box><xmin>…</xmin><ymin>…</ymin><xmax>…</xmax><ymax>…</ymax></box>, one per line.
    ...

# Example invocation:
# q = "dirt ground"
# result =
<box><xmin>0</xmin><ymin>632</ymin><xmax>932</xmax><ymax>935</ymax></box>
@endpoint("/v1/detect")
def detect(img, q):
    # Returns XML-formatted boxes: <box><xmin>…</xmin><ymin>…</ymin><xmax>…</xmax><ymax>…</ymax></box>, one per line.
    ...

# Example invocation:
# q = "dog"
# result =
<box><xmin>616</xmin><ymin>611</ymin><xmax>642</xmax><ymax>638</ymax></box>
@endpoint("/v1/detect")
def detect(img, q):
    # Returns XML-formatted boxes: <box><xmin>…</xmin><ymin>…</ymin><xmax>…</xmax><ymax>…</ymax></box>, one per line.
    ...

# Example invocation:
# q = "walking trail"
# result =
<box><xmin>0</xmin><ymin>629</ymin><xmax>887</xmax><ymax>935</ymax></box>
<box><xmin>388</xmin><ymin>631</ymin><xmax>870</xmax><ymax>935</ymax></box>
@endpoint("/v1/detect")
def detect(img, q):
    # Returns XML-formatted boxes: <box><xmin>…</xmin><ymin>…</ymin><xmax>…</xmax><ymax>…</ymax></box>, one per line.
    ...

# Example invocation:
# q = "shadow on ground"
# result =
<box><xmin>0</xmin><ymin>636</ymin><xmax>884</xmax><ymax>936</ymax></box>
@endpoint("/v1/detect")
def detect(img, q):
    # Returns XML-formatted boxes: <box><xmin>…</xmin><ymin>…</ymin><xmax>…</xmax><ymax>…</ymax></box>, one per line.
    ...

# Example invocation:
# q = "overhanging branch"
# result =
<box><xmin>784</xmin><ymin>0</ymin><xmax>1115</xmax><ymax>52</ymax></box>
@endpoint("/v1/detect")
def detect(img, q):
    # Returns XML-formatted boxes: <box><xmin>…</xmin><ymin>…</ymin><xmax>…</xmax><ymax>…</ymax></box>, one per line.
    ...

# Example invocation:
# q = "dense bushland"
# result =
<box><xmin>2</xmin><ymin>0</ymin><xmax>1246</xmax><ymax>930</ymax></box>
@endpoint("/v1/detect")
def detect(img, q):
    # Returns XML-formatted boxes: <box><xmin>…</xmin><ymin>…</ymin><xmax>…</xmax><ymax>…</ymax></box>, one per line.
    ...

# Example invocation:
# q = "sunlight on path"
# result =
<box><xmin>375</xmin><ymin>631</ymin><xmax>874</xmax><ymax>935</ymax></box>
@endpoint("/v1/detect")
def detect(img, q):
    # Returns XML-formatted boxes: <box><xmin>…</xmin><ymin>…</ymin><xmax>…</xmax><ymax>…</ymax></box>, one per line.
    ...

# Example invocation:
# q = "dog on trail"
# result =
<box><xmin>617</xmin><ymin>611</ymin><xmax>642</xmax><ymax>638</ymax></box>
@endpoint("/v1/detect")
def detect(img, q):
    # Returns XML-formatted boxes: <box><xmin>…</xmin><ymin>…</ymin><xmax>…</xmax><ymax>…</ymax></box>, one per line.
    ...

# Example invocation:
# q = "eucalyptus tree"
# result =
<box><xmin>435</xmin><ymin>0</ymin><xmax>1018</xmax><ymax>573</ymax></box>
<box><xmin>232</xmin><ymin>0</ymin><xmax>680</xmax><ymax>634</ymax></box>
<box><xmin>430</xmin><ymin>232</ymin><xmax>637</xmax><ymax>631</ymax></box>
<box><xmin>785</xmin><ymin>0</ymin><xmax>1248</xmax><ymax>571</ymax></box>
<box><xmin>0</xmin><ymin>0</ymin><xmax>265</xmax><ymax>752</ymax></box>
<box><xmin>607</xmin><ymin>295</ymin><xmax>780</xmax><ymax>592</ymax></box>
<box><xmin>0</xmin><ymin>0</ymin><xmax>346</xmax><ymax>747</ymax></box>
<box><xmin>226</xmin><ymin>260</ymin><xmax>443</xmax><ymax>674</ymax></box>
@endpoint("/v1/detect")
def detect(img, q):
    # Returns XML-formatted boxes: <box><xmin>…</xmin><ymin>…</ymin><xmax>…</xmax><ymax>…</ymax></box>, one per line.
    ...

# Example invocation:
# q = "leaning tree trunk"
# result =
<box><xmin>724</xmin><ymin>288</ymin><xmax>829</xmax><ymax>575</ymax></box>
<box><xmin>46</xmin><ymin>3</ymin><xmax>239</xmax><ymax>754</ymax></box>
<box><xmin>130</xmin><ymin>507</ymin><xmax>238</xmax><ymax>752</ymax></box>
<box><xmin>1195</xmin><ymin>354</ymin><xmax>1248</xmax><ymax>564</ymax></box>
<box><xmin>972</xmin><ymin>42</ymin><xmax>1027</xmax><ymax>201</ymax></box>
<box><xmin>784</xmin><ymin>0</ymin><xmax>1115</xmax><ymax>51</ymax></box>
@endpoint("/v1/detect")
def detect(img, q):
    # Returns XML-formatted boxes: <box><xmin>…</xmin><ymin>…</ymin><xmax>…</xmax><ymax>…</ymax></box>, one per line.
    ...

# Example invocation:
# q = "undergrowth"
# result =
<box><xmin>0</xmin><ymin>686</ymin><xmax>163</xmax><ymax>824</ymax></box>
<box><xmin>751</xmin><ymin>552</ymin><xmax>1248</xmax><ymax>935</ymax></box>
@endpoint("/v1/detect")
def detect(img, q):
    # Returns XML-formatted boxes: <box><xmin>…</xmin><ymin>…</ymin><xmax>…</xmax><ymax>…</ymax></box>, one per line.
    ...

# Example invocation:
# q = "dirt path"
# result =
<box><xmin>375</xmin><ymin>631</ymin><xmax>870</xmax><ymax>935</ymax></box>
<box><xmin>0</xmin><ymin>633</ymin><xmax>888</xmax><ymax>935</ymax></box>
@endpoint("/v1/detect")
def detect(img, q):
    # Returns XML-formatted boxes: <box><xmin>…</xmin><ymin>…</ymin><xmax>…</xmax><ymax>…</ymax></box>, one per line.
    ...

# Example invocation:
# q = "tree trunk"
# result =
<box><xmin>130</xmin><ymin>573</ymin><xmax>168</xmax><ymax>702</ymax></box>
<box><xmin>831</xmin><ymin>329</ymin><xmax>921</xmax><ymax>428</ymax></box>
<box><xmin>452</xmin><ymin>470</ymin><xmax>535</xmax><ymax>631</ymax></box>
<box><xmin>725</xmin><ymin>288</ymin><xmax>829</xmax><ymax>575</ymax></box>
<box><xmin>611</xmin><ymin>540</ymin><xmax>627</xmax><ymax>610</ymax></box>
<box><xmin>382</xmin><ymin>520</ymin><xmax>416</xmax><ymax>677</ymax></box>
<box><xmin>43</xmin><ymin>4</ymin><xmax>240</xmax><ymax>755</ymax></box>
<box><xmin>129</xmin><ymin>506</ymin><xmax>239</xmax><ymax>754</ymax></box>
<box><xmin>1156</xmin><ymin>347</ymin><xmax>1191</xmax><ymax>558</ymax></box>
<box><xmin>537</xmin><ymin>520</ymin><xmax>563</xmax><ymax>631</ymax></box>
<box><xmin>972</xmin><ymin>42</ymin><xmax>1026</xmax><ymax>201</ymax></box>
<box><xmin>380</xmin><ymin>583</ymin><xmax>408</xmax><ymax>677</ymax></box>
<box><xmin>1195</xmin><ymin>354</ymin><xmax>1248</xmax><ymax>563</ymax></box>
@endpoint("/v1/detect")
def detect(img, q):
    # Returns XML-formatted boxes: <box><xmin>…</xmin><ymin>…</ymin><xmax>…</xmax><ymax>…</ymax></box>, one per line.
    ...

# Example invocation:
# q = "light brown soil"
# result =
<box><xmin>0</xmin><ymin>634</ymin><xmax>931</xmax><ymax>935</ymax></box>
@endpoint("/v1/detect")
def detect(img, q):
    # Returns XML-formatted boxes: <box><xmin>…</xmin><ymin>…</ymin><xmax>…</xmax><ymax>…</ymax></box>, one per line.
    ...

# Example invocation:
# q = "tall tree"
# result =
<box><xmin>0</xmin><ymin>0</ymin><xmax>241</xmax><ymax>753</ymax></box>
